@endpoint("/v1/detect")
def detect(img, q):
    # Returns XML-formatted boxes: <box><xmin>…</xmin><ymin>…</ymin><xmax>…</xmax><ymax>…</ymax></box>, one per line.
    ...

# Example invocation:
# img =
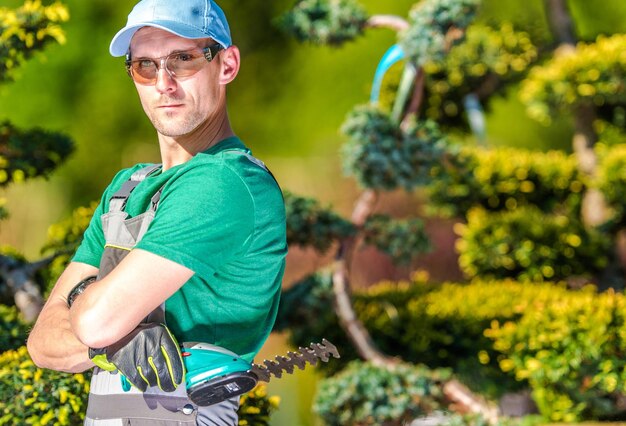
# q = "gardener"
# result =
<box><xmin>26</xmin><ymin>0</ymin><xmax>287</xmax><ymax>424</ymax></box>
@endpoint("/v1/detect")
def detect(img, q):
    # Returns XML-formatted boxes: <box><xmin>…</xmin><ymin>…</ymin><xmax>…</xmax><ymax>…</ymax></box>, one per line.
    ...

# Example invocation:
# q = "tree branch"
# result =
<box><xmin>365</xmin><ymin>14</ymin><xmax>409</xmax><ymax>32</ymax></box>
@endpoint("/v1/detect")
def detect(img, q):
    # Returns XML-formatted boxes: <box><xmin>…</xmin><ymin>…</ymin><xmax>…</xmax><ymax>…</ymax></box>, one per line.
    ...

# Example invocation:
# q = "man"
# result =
<box><xmin>26</xmin><ymin>0</ymin><xmax>287</xmax><ymax>424</ymax></box>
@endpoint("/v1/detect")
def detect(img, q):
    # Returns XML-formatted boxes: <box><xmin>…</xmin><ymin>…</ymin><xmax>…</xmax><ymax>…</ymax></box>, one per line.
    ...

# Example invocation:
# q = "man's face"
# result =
<box><xmin>129</xmin><ymin>27</ymin><xmax>224</xmax><ymax>138</ymax></box>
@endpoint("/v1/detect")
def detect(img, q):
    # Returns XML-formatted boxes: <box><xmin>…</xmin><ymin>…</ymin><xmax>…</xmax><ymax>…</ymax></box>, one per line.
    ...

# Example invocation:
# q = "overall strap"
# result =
<box><xmin>108</xmin><ymin>164</ymin><xmax>162</xmax><ymax>213</ymax></box>
<box><xmin>224</xmin><ymin>149</ymin><xmax>281</xmax><ymax>191</ymax></box>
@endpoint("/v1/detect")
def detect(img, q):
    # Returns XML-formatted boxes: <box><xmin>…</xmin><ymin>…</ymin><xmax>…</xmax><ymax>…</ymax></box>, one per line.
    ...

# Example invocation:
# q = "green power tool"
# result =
<box><xmin>181</xmin><ymin>338</ymin><xmax>339</xmax><ymax>406</ymax></box>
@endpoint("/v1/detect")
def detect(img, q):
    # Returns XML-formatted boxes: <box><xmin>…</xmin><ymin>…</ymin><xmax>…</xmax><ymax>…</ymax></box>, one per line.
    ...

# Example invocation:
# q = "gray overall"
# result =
<box><xmin>84</xmin><ymin>164</ymin><xmax>240</xmax><ymax>426</ymax></box>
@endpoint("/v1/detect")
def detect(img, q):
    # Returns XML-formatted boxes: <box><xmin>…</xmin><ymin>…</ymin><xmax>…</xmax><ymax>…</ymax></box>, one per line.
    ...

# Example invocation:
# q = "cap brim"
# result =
<box><xmin>109</xmin><ymin>21</ymin><xmax>228</xmax><ymax>57</ymax></box>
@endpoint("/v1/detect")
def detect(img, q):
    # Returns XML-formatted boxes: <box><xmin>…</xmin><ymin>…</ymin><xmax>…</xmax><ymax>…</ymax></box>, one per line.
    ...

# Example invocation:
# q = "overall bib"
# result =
<box><xmin>84</xmin><ymin>164</ymin><xmax>240</xmax><ymax>426</ymax></box>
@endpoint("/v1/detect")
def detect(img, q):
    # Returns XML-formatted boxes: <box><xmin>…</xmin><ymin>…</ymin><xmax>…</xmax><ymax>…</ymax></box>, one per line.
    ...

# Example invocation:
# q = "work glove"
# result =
<box><xmin>89</xmin><ymin>322</ymin><xmax>184</xmax><ymax>392</ymax></box>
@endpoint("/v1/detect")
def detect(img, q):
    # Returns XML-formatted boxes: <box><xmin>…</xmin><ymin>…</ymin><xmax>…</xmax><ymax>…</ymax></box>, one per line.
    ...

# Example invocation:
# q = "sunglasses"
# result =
<box><xmin>125</xmin><ymin>43</ymin><xmax>224</xmax><ymax>85</ymax></box>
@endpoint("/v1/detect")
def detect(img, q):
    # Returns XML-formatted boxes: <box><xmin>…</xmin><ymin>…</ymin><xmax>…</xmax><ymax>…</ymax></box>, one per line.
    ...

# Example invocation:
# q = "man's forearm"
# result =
<box><xmin>27</xmin><ymin>295</ymin><xmax>93</xmax><ymax>372</ymax></box>
<box><xmin>27</xmin><ymin>262</ymin><xmax>98</xmax><ymax>373</ymax></box>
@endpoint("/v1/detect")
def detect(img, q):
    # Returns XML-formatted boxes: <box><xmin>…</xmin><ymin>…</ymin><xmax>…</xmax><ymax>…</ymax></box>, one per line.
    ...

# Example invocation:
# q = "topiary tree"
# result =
<box><xmin>275</xmin><ymin>0</ymin><xmax>626</xmax><ymax>423</ymax></box>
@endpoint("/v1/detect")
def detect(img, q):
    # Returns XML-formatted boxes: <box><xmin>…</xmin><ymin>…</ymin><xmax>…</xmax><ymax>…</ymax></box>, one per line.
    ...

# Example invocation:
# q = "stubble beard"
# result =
<box><xmin>148</xmin><ymin>107</ymin><xmax>206</xmax><ymax>138</ymax></box>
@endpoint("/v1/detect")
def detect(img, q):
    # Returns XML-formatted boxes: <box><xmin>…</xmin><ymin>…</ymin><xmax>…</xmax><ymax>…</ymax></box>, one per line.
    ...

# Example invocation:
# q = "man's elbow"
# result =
<box><xmin>70</xmin><ymin>308</ymin><xmax>117</xmax><ymax>348</ymax></box>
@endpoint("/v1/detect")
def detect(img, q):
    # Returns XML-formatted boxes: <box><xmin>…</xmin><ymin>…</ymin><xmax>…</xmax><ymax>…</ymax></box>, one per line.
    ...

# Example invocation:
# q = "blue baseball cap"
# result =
<box><xmin>109</xmin><ymin>0</ymin><xmax>232</xmax><ymax>57</ymax></box>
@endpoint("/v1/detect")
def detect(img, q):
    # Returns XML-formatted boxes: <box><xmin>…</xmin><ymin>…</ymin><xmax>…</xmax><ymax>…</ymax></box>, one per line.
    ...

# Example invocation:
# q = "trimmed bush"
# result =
<box><xmin>0</xmin><ymin>304</ymin><xmax>29</xmax><ymax>352</ymax></box>
<box><xmin>486</xmin><ymin>287</ymin><xmax>626</xmax><ymax>422</ymax></box>
<box><xmin>427</xmin><ymin>146</ymin><xmax>585</xmax><ymax>218</ymax></box>
<box><xmin>277</xmin><ymin>0</ymin><xmax>368</xmax><ymax>46</ymax></box>
<box><xmin>455</xmin><ymin>206</ymin><xmax>611</xmax><ymax>282</ymax></box>
<box><xmin>0</xmin><ymin>346</ymin><xmax>90</xmax><ymax>425</ymax></box>
<box><xmin>237</xmin><ymin>384</ymin><xmax>280</xmax><ymax>426</ymax></box>
<box><xmin>313</xmin><ymin>360</ymin><xmax>450</xmax><ymax>426</ymax></box>
<box><xmin>276</xmin><ymin>274</ymin><xmax>573</xmax><ymax>398</ymax></box>
<box><xmin>0</xmin><ymin>346</ymin><xmax>279</xmax><ymax>425</ymax></box>
<box><xmin>597</xmin><ymin>143</ymin><xmax>626</xmax><ymax>228</ymax></box>
<box><xmin>341</xmin><ymin>105</ymin><xmax>449</xmax><ymax>191</ymax></box>
<box><xmin>520</xmin><ymin>34</ymin><xmax>626</xmax><ymax>126</ymax></box>
<box><xmin>284</xmin><ymin>191</ymin><xmax>355</xmax><ymax>253</ymax></box>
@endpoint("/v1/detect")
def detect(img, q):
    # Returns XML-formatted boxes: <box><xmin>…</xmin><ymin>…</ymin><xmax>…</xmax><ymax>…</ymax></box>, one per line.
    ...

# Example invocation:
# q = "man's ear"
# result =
<box><xmin>219</xmin><ymin>46</ymin><xmax>240</xmax><ymax>85</ymax></box>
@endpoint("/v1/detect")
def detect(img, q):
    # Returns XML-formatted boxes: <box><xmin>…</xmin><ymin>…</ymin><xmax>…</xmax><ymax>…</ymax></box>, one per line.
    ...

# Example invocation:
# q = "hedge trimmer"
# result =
<box><xmin>182</xmin><ymin>338</ymin><xmax>339</xmax><ymax>406</ymax></box>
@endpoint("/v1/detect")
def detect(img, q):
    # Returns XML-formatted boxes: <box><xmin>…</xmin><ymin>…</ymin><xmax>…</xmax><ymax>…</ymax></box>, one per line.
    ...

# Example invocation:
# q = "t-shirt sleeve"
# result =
<box><xmin>135</xmin><ymin>163</ymin><xmax>255</xmax><ymax>278</ymax></box>
<box><xmin>71</xmin><ymin>193</ymin><xmax>107</xmax><ymax>268</ymax></box>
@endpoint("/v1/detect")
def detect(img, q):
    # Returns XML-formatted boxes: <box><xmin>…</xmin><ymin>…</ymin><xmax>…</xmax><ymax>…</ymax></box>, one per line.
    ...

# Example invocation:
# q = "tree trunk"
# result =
<box><xmin>0</xmin><ymin>254</ymin><xmax>48</xmax><ymax>322</ymax></box>
<box><xmin>543</xmin><ymin>0</ymin><xmax>610</xmax><ymax>227</ymax></box>
<box><xmin>365</xmin><ymin>15</ymin><xmax>409</xmax><ymax>32</ymax></box>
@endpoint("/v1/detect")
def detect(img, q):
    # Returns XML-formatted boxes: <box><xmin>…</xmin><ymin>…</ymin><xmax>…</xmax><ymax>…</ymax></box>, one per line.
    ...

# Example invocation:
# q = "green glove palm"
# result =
<box><xmin>89</xmin><ymin>322</ymin><xmax>184</xmax><ymax>392</ymax></box>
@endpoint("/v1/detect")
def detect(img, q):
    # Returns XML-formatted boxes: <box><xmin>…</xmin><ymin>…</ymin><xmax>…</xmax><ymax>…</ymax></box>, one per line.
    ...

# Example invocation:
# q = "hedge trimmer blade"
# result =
<box><xmin>249</xmin><ymin>338</ymin><xmax>340</xmax><ymax>382</ymax></box>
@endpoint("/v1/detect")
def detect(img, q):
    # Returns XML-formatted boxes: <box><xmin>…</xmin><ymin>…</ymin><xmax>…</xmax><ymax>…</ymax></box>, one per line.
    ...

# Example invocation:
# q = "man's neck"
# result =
<box><xmin>157</xmin><ymin>116</ymin><xmax>235</xmax><ymax>170</ymax></box>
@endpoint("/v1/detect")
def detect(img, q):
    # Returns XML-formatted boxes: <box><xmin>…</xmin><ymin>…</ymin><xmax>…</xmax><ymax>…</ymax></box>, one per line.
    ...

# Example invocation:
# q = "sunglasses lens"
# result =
<box><xmin>127</xmin><ymin>48</ymin><xmax>216</xmax><ymax>85</ymax></box>
<box><xmin>166</xmin><ymin>52</ymin><xmax>205</xmax><ymax>78</ymax></box>
<box><xmin>130</xmin><ymin>60</ymin><xmax>158</xmax><ymax>85</ymax></box>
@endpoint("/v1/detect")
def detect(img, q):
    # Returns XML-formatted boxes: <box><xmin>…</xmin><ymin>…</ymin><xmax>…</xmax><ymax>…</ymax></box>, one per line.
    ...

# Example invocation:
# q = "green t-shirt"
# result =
<box><xmin>73</xmin><ymin>137</ymin><xmax>287</xmax><ymax>361</ymax></box>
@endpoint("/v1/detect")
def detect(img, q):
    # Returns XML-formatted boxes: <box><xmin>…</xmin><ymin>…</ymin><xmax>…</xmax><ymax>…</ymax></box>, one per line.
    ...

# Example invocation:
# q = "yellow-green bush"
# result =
<box><xmin>422</xmin><ymin>23</ymin><xmax>538</xmax><ymax>126</ymax></box>
<box><xmin>520</xmin><ymin>34</ymin><xmax>626</xmax><ymax>125</ymax></box>
<box><xmin>455</xmin><ymin>206</ymin><xmax>610</xmax><ymax>282</ymax></box>
<box><xmin>597</xmin><ymin>143</ymin><xmax>626</xmax><ymax>227</ymax></box>
<box><xmin>486</xmin><ymin>287</ymin><xmax>626</xmax><ymax>421</ymax></box>
<box><xmin>0</xmin><ymin>346</ymin><xmax>90</xmax><ymax>425</ymax></box>
<box><xmin>0</xmin><ymin>346</ymin><xmax>279</xmax><ymax>425</ymax></box>
<box><xmin>427</xmin><ymin>146</ymin><xmax>585</xmax><ymax>218</ymax></box>
<box><xmin>238</xmin><ymin>384</ymin><xmax>280</xmax><ymax>426</ymax></box>
<box><xmin>0</xmin><ymin>0</ymin><xmax>69</xmax><ymax>84</ymax></box>
<box><xmin>0</xmin><ymin>304</ymin><xmax>28</xmax><ymax>352</ymax></box>
<box><xmin>276</xmin><ymin>274</ymin><xmax>571</xmax><ymax>398</ymax></box>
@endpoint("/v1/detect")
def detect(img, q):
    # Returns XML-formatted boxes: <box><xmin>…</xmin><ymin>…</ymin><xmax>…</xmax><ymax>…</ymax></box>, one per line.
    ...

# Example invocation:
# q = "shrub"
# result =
<box><xmin>427</xmin><ymin>146</ymin><xmax>585</xmax><ymax>218</ymax></box>
<box><xmin>0</xmin><ymin>346</ymin><xmax>279</xmax><ymax>425</ymax></box>
<box><xmin>313</xmin><ymin>360</ymin><xmax>450</xmax><ymax>426</ymax></box>
<box><xmin>237</xmin><ymin>384</ymin><xmax>280</xmax><ymax>426</ymax></box>
<box><xmin>400</xmin><ymin>0</ymin><xmax>480</xmax><ymax>65</ymax></box>
<box><xmin>520</xmin><ymin>34</ymin><xmax>626</xmax><ymax>126</ymax></box>
<box><xmin>597</xmin><ymin>143</ymin><xmax>626</xmax><ymax>228</ymax></box>
<box><xmin>486</xmin><ymin>287</ymin><xmax>626</xmax><ymax>422</ymax></box>
<box><xmin>284</xmin><ymin>191</ymin><xmax>355</xmax><ymax>253</ymax></box>
<box><xmin>341</xmin><ymin>105</ymin><xmax>448</xmax><ymax>191</ymax></box>
<box><xmin>0</xmin><ymin>346</ymin><xmax>90</xmax><ymax>425</ymax></box>
<box><xmin>455</xmin><ymin>206</ymin><xmax>611</xmax><ymax>282</ymax></box>
<box><xmin>276</xmin><ymin>274</ymin><xmax>571</xmax><ymax>398</ymax></box>
<box><xmin>276</xmin><ymin>0</ymin><xmax>368</xmax><ymax>46</ymax></box>
<box><xmin>0</xmin><ymin>304</ymin><xmax>29</xmax><ymax>352</ymax></box>
<box><xmin>421</xmin><ymin>23</ymin><xmax>538</xmax><ymax>127</ymax></box>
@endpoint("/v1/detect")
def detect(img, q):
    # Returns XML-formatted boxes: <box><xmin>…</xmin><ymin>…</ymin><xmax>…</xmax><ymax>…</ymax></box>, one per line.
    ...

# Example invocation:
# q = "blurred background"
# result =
<box><xmin>2</xmin><ymin>0</ymin><xmax>626</xmax><ymax>424</ymax></box>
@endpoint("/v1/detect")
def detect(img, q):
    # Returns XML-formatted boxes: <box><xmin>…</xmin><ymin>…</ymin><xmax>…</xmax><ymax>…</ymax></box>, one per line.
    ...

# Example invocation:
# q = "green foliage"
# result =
<box><xmin>0</xmin><ymin>121</ymin><xmax>73</xmax><ymax>188</ymax></box>
<box><xmin>421</xmin><ymin>23</ymin><xmax>538</xmax><ymax>126</ymax></box>
<box><xmin>456</xmin><ymin>206</ymin><xmax>610</xmax><ymax>282</ymax></box>
<box><xmin>341</xmin><ymin>104</ymin><xmax>448</xmax><ymax>190</ymax></box>
<box><xmin>313</xmin><ymin>360</ymin><xmax>450</xmax><ymax>426</ymax></box>
<box><xmin>0</xmin><ymin>345</ymin><xmax>278</xmax><ymax>426</ymax></box>
<box><xmin>277</xmin><ymin>0</ymin><xmax>368</xmax><ymax>46</ymax></box>
<box><xmin>40</xmin><ymin>202</ymin><xmax>97</xmax><ymax>293</ymax></box>
<box><xmin>485</xmin><ymin>287</ymin><xmax>626</xmax><ymax>422</ymax></box>
<box><xmin>284</xmin><ymin>191</ymin><xmax>355</xmax><ymax>253</ymax></box>
<box><xmin>276</xmin><ymin>275</ymin><xmax>571</xmax><ymax>397</ymax></box>
<box><xmin>596</xmin><ymin>143</ymin><xmax>626</xmax><ymax>227</ymax></box>
<box><xmin>521</xmin><ymin>33</ymin><xmax>626</xmax><ymax>125</ymax></box>
<box><xmin>399</xmin><ymin>0</ymin><xmax>480</xmax><ymax>65</ymax></box>
<box><xmin>0</xmin><ymin>0</ymin><xmax>69</xmax><ymax>84</ymax></box>
<box><xmin>427</xmin><ymin>146</ymin><xmax>585</xmax><ymax>217</ymax></box>
<box><xmin>274</xmin><ymin>271</ymin><xmax>348</xmax><ymax>366</ymax></box>
<box><xmin>363</xmin><ymin>214</ymin><xmax>431</xmax><ymax>264</ymax></box>
<box><xmin>0</xmin><ymin>304</ymin><xmax>28</xmax><ymax>352</ymax></box>
<box><xmin>0</xmin><ymin>346</ymin><xmax>90</xmax><ymax>425</ymax></box>
<box><xmin>237</xmin><ymin>384</ymin><xmax>280</xmax><ymax>426</ymax></box>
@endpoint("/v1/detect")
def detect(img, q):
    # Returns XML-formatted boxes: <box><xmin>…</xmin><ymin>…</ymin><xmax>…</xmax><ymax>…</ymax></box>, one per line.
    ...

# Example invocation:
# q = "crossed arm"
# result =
<box><xmin>27</xmin><ymin>248</ymin><xmax>193</xmax><ymax>373</ymax></box>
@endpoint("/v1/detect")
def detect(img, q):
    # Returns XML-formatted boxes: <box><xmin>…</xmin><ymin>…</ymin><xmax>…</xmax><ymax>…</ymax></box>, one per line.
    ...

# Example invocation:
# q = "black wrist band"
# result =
<box><xmin>67</xmin><ymin>275</ymin><xmax>98</xmax><ymax>308</ymax></box>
